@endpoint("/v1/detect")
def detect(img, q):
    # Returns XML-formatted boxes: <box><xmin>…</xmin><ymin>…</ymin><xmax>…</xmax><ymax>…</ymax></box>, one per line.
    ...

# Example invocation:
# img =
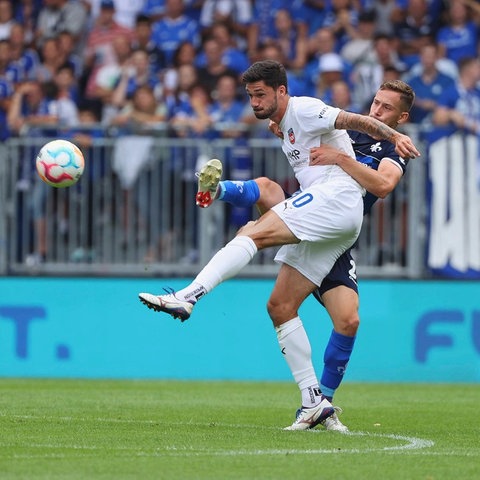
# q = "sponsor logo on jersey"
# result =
<box><xmin>287</xmin><ymin>148</ymin><xmax>301</xmax><ymax>162</ymax></box>
<box><xmin>288</xmin><ymin>128</ymin><xmax>295</xmax><ymax>144</ymax></box>
<box><xmin>318</xmin><ymin>106</ymin><xmax>328</xmax><ymax>118</ymax></box>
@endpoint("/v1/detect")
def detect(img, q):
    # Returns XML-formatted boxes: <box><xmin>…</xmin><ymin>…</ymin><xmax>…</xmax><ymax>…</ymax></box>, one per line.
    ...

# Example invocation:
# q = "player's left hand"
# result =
<box><xmin>393</xmin><ymin>132</ymin><xmax>421</xmax><ymax>159</ymax></box>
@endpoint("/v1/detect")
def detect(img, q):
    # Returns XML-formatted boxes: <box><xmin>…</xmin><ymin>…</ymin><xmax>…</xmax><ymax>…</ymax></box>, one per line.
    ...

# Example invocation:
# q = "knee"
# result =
<box><xmin>267</xmin><ymin>297</ymin><xmax>297</xmax><ymax>327</ymax></box>
<box><xmin>334</xmin><ymin>312</ymin><xmax>360</xmax><ymax>337</ymax></box>
<box><xmin>255</xmin><ymin>177</ymin><xmax>284</xmax><ymax>213</ymax></box>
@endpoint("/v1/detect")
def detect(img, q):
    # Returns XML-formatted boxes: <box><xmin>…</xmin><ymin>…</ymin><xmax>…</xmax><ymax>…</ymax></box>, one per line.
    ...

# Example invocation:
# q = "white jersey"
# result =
<box><xmin>279</xmin><ymin>96</ymin><xmax>365</xmax><ymax>194</ymax></box>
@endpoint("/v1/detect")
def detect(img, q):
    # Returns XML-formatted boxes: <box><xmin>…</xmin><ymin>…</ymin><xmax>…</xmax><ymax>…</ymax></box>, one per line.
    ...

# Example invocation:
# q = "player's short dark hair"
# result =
<box><xmin>379</xmin><ymin>80</ymin><xmax>415</xmax><ymax>112</ymax></box>
<box><xmin>242</xmin><ymin>60</ymin><xmax>288</xmax><ymax>92</ymax></box>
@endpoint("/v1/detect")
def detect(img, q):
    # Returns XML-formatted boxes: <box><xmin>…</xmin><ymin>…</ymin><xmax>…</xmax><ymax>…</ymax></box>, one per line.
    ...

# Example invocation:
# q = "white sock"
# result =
<box><xmin>175</xmin><ymin>236</ymin><xmax>258</xmax><ymax>303</ymax></box>
<box><xmin>275</xmin><ymin>316</ymin><xmax>322</xmax><ymax>408</ymax></box>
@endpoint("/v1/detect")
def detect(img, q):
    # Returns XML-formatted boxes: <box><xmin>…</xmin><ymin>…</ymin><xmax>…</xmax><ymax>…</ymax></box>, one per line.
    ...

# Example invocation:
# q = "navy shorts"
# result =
<box><xmin>312</xmin><ymin>248</ymin><xmax>358</xmax><ymax>306</ymax></box>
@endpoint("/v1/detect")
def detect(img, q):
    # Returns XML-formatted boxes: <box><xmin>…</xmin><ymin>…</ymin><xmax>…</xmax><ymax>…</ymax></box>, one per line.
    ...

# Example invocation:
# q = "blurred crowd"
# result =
<box><xmin>1</xmin><ymin>0</ymin><xmax>480</xmax><ymax>144</ymax></box>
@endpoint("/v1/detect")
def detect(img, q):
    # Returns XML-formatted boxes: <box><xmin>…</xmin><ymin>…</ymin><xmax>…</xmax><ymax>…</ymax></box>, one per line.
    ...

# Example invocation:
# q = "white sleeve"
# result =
<box><xmin>297</xmin><ymin>98</ymin><xmax>341</xmax><ymax>135</ymax></box>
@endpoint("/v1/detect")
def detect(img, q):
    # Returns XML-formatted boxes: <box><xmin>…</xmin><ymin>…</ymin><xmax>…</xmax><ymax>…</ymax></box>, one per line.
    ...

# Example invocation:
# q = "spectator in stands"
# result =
<box><xmin>432</xmin><ymin>56</ymin><xmax>480</xmax><ymax>141</ymax></box>
<box><xmin>13</xmin><ymin>0</ymin><xmax>40</xmax><ymax>46</ymax></box>
<box><xmin>350</xmin><ymin>33</ymin><xmax>406</xmax><ymax>112</ymax></box>
<box><xmin>321</xmin><ymin>0</ymin><xmax>360</xmax><ymax>51</ymax></box>
<box><xmin>131</xmin><ymin>14</ymin><xmax>166</xmax><ymax>75</ymax></box>
<box><xmin>382</xmin><ymin>64</ymin><xmax>403</xmax><ymax>83</ymax></box>
<box><xmin>406</xmin><ymin>38</ymin><xmax>458</xmax><ymax>81</ymax></box>
<box><xmin>141</xmin><ymin>0</ymin><xmax>201</xmax><ymax>22</ymax></box>
<box><xmin>306</xmin><ymin>25</ymin><xmax>337</xmax><ymax>61</ymax></box>
<box><xmin>340</xmin><ymin>9</ymin><xmax>377</xmax><ymax>66</ymax></box>
<box><xmin>141</xmin><ymin>0</ymin><xmax>166</xmax><ymax>22</ymax></box>
<box><xmin>392</xmin><ymin>0</ymin><xmax>437</xmax><ymax>69</ymax></box>
<box><xmin>161</xmin><ymin>40</ymin><xmax>197</xmax><ymax>99</ymax></box>
<box><xmin>35</xmin><ymin>37</ymin><xmax>63</xmax><ymax>83</ymax></box>
<box><xmin>7</xmin><ymin>80</ymin><xmax>58</xmax><ymax>135</ymax></box>
<box><xmin>265</xmin><ymin>8</ymin><xmax>308</xmax><ymax>71</ymax></box>
<box><xmin>110</xmin><ymin>48</ymin><xmax>157</xmax><ymax>110</ymax></box>
<box><xmin>248</xmin><ymin>0</ymin><xmax>307</xmax><ymax>62</ymax></box>
<box><xmin>110</xmin><ymin>84</ymin><xmax>167</xmax><ymax>190</ymax></box>
<box><xmin>199</xmin><ymin>0</ymin><xmax>252</xmax><ymax>51</ymax></box>
<box><xmin>196</xmin><ymin>21</ymin><xmax>249</xmax><ymax>75</ymax></box>
<box><xmin>65</xmin><ymin>105</ymin><xmax>105</xmax><ymax>264</ymax></box>
<box><xmin>107</xmin><ymin>0</ymin><xmax>145</xmax><ymax>29</ymax></box>
<box><xmin>0</xmin><ymin>0</ymin><xmax>14</xmax><ymax>41</ymax></box>
<box><xmin>83</xmin><ymin>0</ymin><xmax>134</xmax><ymax>89</ymax></box>
<box><xmin>372</xmin><ymin>0</ymin><xmax>396</xmax><ymax>36</ymax></box>
<box><xmin>70</xmin><ymin>105</ymin><xmax>102</xmax><ymax>148</ymax></box>
<box><xmin>0</xmin><ymin>38</ymin><xmax>21</xmax><ymax>87</ymax></box>
<box><xmin>197</xmin><ymin>36</ymin><xmax>239</xmax><ymax>101</ymax></box>
<box><xmin>7</xmin><ymin>79</ymin><xmax>60</xmax><ymax>266</ymax></box>
<box><xmin>86</xmin><ymin>33</ymin><xmax>133</xmax><ymax>123</ymax></box>
<box><xmin>404</xmin><ymin>42</ymin><xmax>456</xmax><ymax>127</ymax></box>
<box><xmin>150</xmin><ymin>0</ymin><xmax>200</xmax><ymax>68</ymax></box>
<box><xmin>298</xmin><ymin>0</ymin><xmax>330</xmax><ymax>36</ymax></box>
<box><xmin>165</xmin><ymin>62</ymin><xmax>200</xmax><ymax>118</ymax></box>
<box><xmin>329</xmin><ymin>79</ymin><xmax>361</xmax><ymax>112</ymax></box>
<box><xmin>168</xmin><ymin>72</ymin><xmax>212</xmax><ymax>137</ymax></box>
<box><xmin>314</xmin><ymin>52</ymin><xmax>349</xmax><ymax>105</ymax></box>
<box><xmin>8</xmin><ymin>23</ymin><xmax>40</xmax><ymax>83</ymax></box>
<box><xmin>0</xmin><ymin>73</ymin><xmax>13</xmax><ymax>140</ymax></box>
<box><xmin>304</xmin><ymin>27</ymin><xmax>346</xmax><ymax>94</ymax></box>
<box><xmin>35</xmin><ymin>0</ymin><xmax>88</xmax><ymax>51</ymax></box>
<box><xmin>207</xmin><ymin>73</ymin><xmax>247</xmax><ymax>135</ymax></box>
<box><xmin>110</xmin><ymin>84</ymin><xmax>167</xmax><ymax>130</ymax></box>
<box><xmin>51</xmin><ymin>62</ymin><xmax>80</xmax><ymax>126</ymax></box>
<box><xmin>436</xmin><ymin>0</ymin><xmax>480</xmax><ymax>64</ymax></box>
<box><xmin>57</xmin><ymin>30</ymin><xmax>84</xmax><ymax>79</ymax></box>
<box><xmin>83</xmin><ymin>0</ymin><xmax>134</xmax><ymax>118</ymax></box>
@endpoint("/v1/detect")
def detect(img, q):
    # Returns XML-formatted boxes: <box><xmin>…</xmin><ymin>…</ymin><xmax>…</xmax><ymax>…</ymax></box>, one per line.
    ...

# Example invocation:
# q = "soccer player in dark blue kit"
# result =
<box><xmin>195</xmin><ymin>80</ymin><xmax>415</xmax><ymax>432</ymax></box>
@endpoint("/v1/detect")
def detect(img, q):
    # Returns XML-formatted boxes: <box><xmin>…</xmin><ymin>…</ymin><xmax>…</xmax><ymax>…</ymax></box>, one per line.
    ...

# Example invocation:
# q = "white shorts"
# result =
<box><xmin>271</xmin><ymin>182</ymin><xmax>363</xmax><ymax>286</ymax></box>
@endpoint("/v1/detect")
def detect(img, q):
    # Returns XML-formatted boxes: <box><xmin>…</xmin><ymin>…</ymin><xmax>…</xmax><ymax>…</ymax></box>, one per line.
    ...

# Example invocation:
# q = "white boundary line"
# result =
<box><xmin>0</xmin><ymin>414</ymin><xmax>434</xmax><ymax>457</ymax></box>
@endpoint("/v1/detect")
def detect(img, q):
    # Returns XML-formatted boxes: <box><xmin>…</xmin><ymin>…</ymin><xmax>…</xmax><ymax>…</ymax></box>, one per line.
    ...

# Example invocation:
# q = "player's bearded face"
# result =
<box><xmin>246</xmin><ymin>83</ymin><xmax>280</xmax><ymax>120</ymax></box>
<box><xmin>253</xmin><ymin>93</ymin><xmax>279</xmax><ymax>120</ymax></box>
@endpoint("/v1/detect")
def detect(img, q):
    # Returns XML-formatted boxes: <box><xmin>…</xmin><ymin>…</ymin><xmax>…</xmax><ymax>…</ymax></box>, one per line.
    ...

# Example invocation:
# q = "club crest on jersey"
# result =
<box><xmin>370</xmin><ymin>142</ymin><xmax>382</xmax><ymax>153</ymax></box>
<box><xmin>288</xmin><ymin>128</ymin><xmax>295</xmax><ymax>144</ymax></box>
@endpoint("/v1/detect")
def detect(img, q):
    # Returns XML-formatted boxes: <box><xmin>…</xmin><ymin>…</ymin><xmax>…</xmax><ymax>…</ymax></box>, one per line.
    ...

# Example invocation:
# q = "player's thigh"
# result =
<box><xmin>267</xmin><ymin>263</ymin><xmax>317</xmax><ymax>325</ymax></box>
<box><xmin>321</xmin><ymin>286</ymin><xmax>360</xmax><ymax>336</ymax></box>
<box><xmin>237</xmin><ymin>209</ymin><xmax>299</xmax><ymax>248</ymax></box>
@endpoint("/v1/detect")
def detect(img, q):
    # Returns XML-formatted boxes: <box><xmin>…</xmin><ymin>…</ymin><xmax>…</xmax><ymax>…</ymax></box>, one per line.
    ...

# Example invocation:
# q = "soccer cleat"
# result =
<box><xmin>138</xmin><ymin>291</ymin><xmax>194</xmax><ymax>321</ymax></box>
<box><xmin>321</xmin><ymin>406</ymin><xmax>349</xmax><ymax>433</ymax></box>
<box><xmin>195</xmin><ymin>158</ymin><xmax>223</xmax><ymax>208</ymax></box>
<box><xmin>283</xmin><ymin>396</ymin><xmax>335</xmax><ymax>431</ymax></box>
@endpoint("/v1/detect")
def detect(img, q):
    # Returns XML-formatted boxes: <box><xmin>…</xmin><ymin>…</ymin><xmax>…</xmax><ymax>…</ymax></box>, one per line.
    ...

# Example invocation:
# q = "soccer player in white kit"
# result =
<box><xmin>139</xmin><ymin>60</ymin><xmax>420</xmax><ymax>430</ymax></box>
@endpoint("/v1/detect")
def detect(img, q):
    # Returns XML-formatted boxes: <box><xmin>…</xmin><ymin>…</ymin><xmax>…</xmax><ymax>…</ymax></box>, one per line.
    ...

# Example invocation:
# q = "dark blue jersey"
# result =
<box><xmin>315</xmin><ymin>131</ymin><xmax>409</xmax><ymax>300</ymax></box>
<box><xmin>347</xmin><ymin>130</ymin><xmax>409</xmax><ymax>215</ymax></box>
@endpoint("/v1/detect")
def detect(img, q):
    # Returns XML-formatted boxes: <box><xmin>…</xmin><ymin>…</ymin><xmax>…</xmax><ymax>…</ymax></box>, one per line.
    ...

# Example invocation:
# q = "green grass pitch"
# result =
<box><xmin>0</xmin><ymin>379</ymin><xmax>478</xmax><ymax>479</ymax></box>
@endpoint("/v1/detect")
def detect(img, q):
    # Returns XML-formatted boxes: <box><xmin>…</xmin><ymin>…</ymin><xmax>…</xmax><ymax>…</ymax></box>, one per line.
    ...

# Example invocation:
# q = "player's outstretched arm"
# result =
<box><xmin>335</xmin><ymin>111</ymin><xmax>420</xmax><ymax>159</ymax></box>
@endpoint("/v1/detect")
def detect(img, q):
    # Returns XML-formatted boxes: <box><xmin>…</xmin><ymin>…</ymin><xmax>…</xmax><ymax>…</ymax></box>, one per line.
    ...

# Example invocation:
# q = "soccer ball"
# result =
<box><xmin>36</xmin><ymin>139</ymin><xmax>85</xmax><ymax>188</ymax></box>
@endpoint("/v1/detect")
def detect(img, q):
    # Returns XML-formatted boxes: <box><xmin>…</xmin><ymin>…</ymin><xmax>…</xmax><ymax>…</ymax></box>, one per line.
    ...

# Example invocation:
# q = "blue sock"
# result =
<box><xmin>320</xmin><ymin>330</ymin><xmax>356</xmax><ymax>401</ymax></box>
<box><xmin>218</xmin><ymin>180</ymin><xmax>260</xmax><ymax>207</ymax></box>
